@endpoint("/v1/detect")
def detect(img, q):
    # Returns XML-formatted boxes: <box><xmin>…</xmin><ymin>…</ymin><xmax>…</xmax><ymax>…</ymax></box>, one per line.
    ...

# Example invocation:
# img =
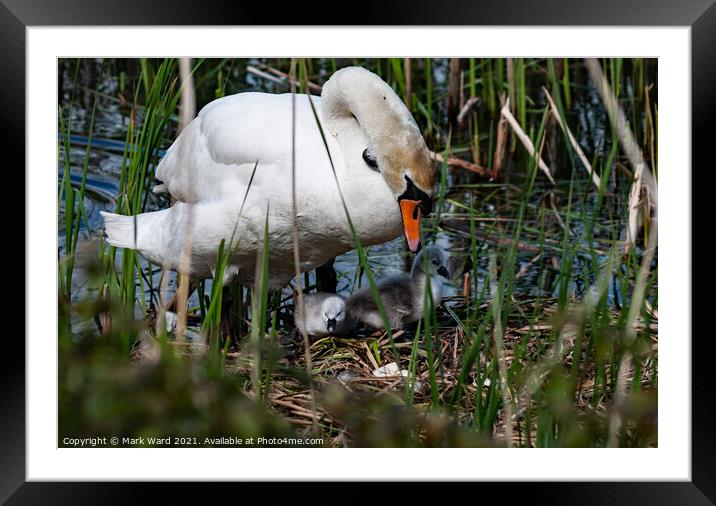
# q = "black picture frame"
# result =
<box><xmin>5</xmin><ymin>0</ymin><xmax>712</xmax><ymax>501</ymax></box>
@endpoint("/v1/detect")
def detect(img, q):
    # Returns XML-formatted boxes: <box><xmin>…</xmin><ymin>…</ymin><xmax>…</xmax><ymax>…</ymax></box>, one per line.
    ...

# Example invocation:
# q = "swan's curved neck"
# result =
<box><xmin>320</xmin><ymin>67</ymin><xmax>431</xmax><ymax>193</ymax></box>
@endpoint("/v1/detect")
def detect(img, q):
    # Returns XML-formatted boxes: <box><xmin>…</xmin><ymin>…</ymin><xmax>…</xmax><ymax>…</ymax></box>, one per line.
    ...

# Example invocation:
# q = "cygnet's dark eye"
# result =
<box><xmin>432</xmin><ymin>260</ymin><xmax>438</xmax><ymax>265</ymax></box>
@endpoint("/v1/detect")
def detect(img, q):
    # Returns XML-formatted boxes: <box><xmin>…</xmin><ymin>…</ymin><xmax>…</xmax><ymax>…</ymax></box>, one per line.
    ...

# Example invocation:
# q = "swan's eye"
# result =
<box><xmin>432</xmin><ymin>260</ymin><xmax>438</xmax><ymax>265</ymax></box>
<box><xmin>362</xmin><ymin>148</ymin><xmax>379</xmax><ymax>170</ymax></box>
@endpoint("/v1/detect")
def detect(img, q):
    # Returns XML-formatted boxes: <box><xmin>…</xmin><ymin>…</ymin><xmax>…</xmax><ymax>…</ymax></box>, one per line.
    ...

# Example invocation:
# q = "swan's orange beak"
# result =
<box><xmin>399</xmin><ymin>199</ymin><xmax>422</xmax><ymax>252</ymax></box>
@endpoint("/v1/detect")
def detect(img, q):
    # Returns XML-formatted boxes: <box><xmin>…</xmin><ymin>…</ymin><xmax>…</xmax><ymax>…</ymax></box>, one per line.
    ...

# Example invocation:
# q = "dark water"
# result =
<box><xmin>59</xmin><ymin>58</ymin><xmax>649</xmax><ymax>310</ymax></box>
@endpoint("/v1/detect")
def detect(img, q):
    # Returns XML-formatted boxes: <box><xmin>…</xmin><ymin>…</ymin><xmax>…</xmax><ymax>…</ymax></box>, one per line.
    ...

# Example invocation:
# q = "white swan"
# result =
<box><xmin>101</xmin><ymin>66</ymin><xmax>435</xmax><ymax>289</ymax></box>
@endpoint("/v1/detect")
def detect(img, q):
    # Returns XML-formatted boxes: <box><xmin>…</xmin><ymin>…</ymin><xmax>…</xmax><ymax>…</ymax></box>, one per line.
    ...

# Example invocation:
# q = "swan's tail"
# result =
<box><xmin>101</xmin><ymin>211</ymin><xmax>141</xmax><ymax>249</ymax></box>
<box><xmin>101</xmin><ymin>209</ymin><xmax>176</xmax><ymax>269</ymax></box>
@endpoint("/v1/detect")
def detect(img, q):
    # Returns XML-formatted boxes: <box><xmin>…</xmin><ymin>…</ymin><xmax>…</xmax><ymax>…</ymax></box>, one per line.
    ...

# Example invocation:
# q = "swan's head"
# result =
<box><xmin>321</xmin><ymin>296</ymin><xmax>347</xmax><ymax>334</ymax></box>
<box><xmin>412</xmin><ymin>245</ymin><xmax>451</xmax><ymax>280</ymax></box>
<box><xmin>321</xmin><ymin>66</ymin><xmax>436</xmax><ymax>252</ymax></box>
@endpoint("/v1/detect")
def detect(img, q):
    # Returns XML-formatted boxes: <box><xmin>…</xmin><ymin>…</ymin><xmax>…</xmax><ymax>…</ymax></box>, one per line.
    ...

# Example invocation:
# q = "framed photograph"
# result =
<box><xmin>7</xmin><ymin>0</ymin><xmax>712</xmax><ymax>500</ymax></box>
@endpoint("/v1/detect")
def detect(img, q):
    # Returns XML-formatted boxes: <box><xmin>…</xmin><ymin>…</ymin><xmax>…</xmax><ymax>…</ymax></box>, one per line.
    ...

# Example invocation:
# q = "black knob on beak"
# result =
<box><xmin>326</xmin><ymin>318</ymin><xmax>337</xmax><ymax>333</ymax></box>
<box><xmin>438</xmin><ymin>266</ymin><xmax>451</xmax><ymax>280</ymax></box>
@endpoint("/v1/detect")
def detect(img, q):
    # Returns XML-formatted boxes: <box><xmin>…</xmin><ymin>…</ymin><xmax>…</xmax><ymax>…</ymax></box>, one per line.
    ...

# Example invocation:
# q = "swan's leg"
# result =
<box><xmin>219</xmin><ymin>284</ymin><xmax>284</xmax><ymax>350</ymax></box>
<box><xmin>316</xmin><ymin>258</ymin><xmax>337</xmax><ymax>293</ymax></box>
<box><xmin>269</xmin><ymin>290</ymin><xmax>284</xmax><ymax>328</ymax></box>
<box><xmin>221</xmin><ymin>280</ymin><xmax>244</xmax><ymax>349</ymax></box>
<box><xmin>218</xmin><ymin>281</ymin><xmax>288</xmax><ymax>354</ymax></box>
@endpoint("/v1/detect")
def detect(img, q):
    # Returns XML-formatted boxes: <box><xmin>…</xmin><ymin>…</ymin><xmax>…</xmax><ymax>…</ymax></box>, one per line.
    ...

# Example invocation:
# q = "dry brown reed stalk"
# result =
<box><xmin>514</xmin><ymin>253</ymin><xmax>542</xmax><ymax>281</ymax></box>
<box><xmin>177</xmin><ymin>58</ymin><xmax>195</xmax><ymax>134</ymax></box>
<box><xmin>404</xmin><ymin>58</ymin><xmax>412</xmax><ymax>111</ymax></box>
<box><xmin>506</xmin><ymin>58</ymin><xmax>515</xmax><ymax>113</ymax></box>
<box><xmin>288</xmin><ymin>59</ymin><xmax>318</xmax><ymax>431</ymax></box>
<box><xmin>175</xmin><ymin>58</ymin><xmax>198</xmax><ymax>340</ymax></box>
<box><xmin>174</xmin><ymin>272</ymin><xmax>191</xmax><ymax>339</ymax></box>
<box><xmin>132</xmin><ymin>63</ymin><xmax>196</xmax><ymax>342</ymax></box>
<box><xmin>101</xmin><ymin>283</ymin><xmax>111</xmax><ymax>335</ymax></box>
<box><xmin>429</xmin><ymin>150</ymin><xmax>490</xmax><ymax>177</ymax></box>
<box><xmin>542</xmin><ymin>86</ymin><xmax>601</xmax><ymax>189</ymax></box>
<box><xmin>549</xmin><ymin>192</ymin><xmax>568</xmax><ymax>233</ymax></box>
<box><xmin>246</xmin><ymin>65</ymin><xmax>288</xmax><ymax>89</ymax></box>
<box><xmin>252</xmin><ymin>62</ymin><xmax>323</xmax><ymax>94</ymax></box>
<box><xmin>362</xmin><ymin>341</ymin><xmax>380</xmax><ymax>370</ymax></box>
<box><xmin>500</xmin><ymin>98</ymin><xmax>556</xmax><ymax>185</ymax></box>
<box><xmin>457</xmin><ymin>96</ymin><xmax>480</xmax><ymax>129</ymax></box>
<box><xmin>448</xmin><ymin>58</ymin><xmax>461</xmax><ymax>126</ymax></box>
<box><xmin>459</xmin><ymin>70</ymin><xmax>465</xmax><ymax>111</ymax></box>
<box><xmin>626</xmin><ymin>163</ymin><xmax>646</xmax><ymax>250</ymax></box>
<box><xmin>492</xmin><ymin>94</ymin><xmax>508</xmax><ymax>180</ymax></box>
<box><xmin>584</xmin><ymin>58</ymin><xmax>658</xmax><ymax>252</ymax></box>
<box><xmin>644</xmin><ymin>84</ymin><xmax>657</xmax><ymax>177</ymax></box>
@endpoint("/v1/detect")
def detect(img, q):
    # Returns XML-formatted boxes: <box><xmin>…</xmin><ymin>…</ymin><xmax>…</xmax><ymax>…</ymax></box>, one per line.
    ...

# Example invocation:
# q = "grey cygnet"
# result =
<box><xmin>346</xmin><ymin>245</ymin><xmax>450</xmax><ymax>330</ymax></box>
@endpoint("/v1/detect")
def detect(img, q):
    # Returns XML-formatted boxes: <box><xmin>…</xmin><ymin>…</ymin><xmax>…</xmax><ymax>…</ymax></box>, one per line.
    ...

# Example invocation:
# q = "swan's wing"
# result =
<box><xmin>155</xmin><ymin>92</ymin><xmax>331</xmax><ymax>203</ymax></box>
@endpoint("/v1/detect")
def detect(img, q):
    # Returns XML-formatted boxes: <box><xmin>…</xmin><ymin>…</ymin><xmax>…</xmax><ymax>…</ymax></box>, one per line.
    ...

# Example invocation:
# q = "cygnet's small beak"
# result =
<box><xmin>326</xmin><ymin>318</ymin><xmax>337</xmax><ymax>333</ymax></box>
<box><xmin>438</xmin><ymin>266</ymin><xmax>451</xmax><ymax>280</ymax></box>
<box><xmin>399</xmin><ymin>199</ymin><xmax>422</xmax><ymax>253</ymax></box>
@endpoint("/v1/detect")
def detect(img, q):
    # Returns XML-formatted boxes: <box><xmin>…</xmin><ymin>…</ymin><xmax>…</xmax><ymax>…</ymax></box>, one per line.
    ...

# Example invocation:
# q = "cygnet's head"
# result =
<box><xmin>321</xmin><ymin>296</ymin><xmax>347</xmax><ymax>333</ymax></box>
<box><xmin>412</xmin><ymin>245</ymin><xmax>451</xmax><ymax>280</ymax></box>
